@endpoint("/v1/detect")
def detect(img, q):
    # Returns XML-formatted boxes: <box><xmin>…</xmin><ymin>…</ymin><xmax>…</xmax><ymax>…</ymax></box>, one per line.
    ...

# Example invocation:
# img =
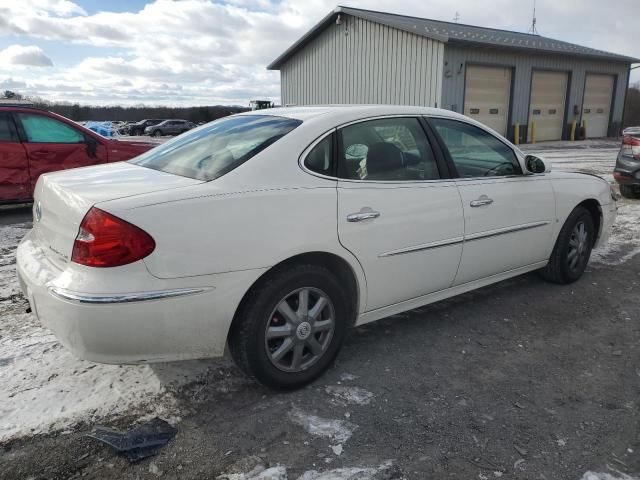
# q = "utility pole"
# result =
<box><xmin>453</xmin><ymin>11</ymin><xmax>460</xmax><ymax>23</ymax></box>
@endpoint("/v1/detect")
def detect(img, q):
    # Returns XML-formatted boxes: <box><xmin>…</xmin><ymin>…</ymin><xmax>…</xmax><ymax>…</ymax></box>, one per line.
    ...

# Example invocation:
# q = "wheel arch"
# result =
<box><xmin>228</xmin><ymin>251</ymin><xmax>365</xmax><ymax>341</ymax></box>
<box><xmin>576</xmin><ymin>198</ymin><xmax>602</xmax><ymax>246</ymax></box>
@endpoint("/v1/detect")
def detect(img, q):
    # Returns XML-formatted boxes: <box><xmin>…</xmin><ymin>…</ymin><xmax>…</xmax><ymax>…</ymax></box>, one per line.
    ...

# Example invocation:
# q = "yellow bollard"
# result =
<box><xmin>514</xmin><ymin>122</ymin><xmax>520</xmax><ymax>145</ymax></box>
<box><xmin>530</xmin><ymin>121</ymin><xmax>536</xmax><ymax>144</ymax></box>
<box><xmin>570</xmin><ymin>120</ymin><xmax>577</xmax><ymax>141</ymax></box>
<box><xmin>582</xmin><ymin>119</ymin><xmax>587</xmax><ymax>139</ymax></box>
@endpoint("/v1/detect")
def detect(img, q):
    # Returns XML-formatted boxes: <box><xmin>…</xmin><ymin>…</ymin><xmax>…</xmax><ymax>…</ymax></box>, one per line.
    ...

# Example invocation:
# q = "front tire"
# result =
<box><xmin>540</xmin><ymin>206</ymin><xmax>595</xmax><ymax>284</ymax></box>
<box><xmin>229</xmin><ymin>264</ymin><xmax>350</xmax><ymax>390</ymax></box>
<box><xmin>619</xmin><ymin>184</ymin><xmax>640</xmax><ymax>199</ymax></box>
<box><xmin>152</xmin><ymin>130</ymin><xmax>162</xmax><ymax>137</ymax></box>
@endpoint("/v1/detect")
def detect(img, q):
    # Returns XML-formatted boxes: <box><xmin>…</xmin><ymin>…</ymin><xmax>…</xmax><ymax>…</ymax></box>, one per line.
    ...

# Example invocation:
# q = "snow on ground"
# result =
<box><xmin>216</xmin><ymin>459</ymin><xmax>396</xmax><ymax>480</ymax></box>
<box><xmin>325</xmin><ymin>385</ymin><xmax>373</xmax><ymax>406</ymax></box>
<box><xmin>580</xmin><ymin>470</ymin><xmax>640</xmax><ymax>480</ymax></box>
<box><xmin>591</xmin><ymin>200</ymin><xmax>640</xmax><ymax>266</ymax></box>
<box><xmin>288</xmin><ymin>408</ymin><xmax>356</xmax><ymax>444</ymax></box>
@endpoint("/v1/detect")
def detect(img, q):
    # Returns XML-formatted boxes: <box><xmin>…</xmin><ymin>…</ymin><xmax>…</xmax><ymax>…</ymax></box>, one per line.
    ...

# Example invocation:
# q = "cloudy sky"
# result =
<box><xmin>0</xmin><ymin>0</ymin><xmax>638</xmax><ymax>106</ymax></box>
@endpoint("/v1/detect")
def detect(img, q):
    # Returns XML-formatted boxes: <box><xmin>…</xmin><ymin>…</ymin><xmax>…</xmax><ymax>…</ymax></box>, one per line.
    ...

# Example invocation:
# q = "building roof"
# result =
<box><xmin>267</xmin><ymin>6</ymin><xmax>639</xmax><ymax>70</ymax></box>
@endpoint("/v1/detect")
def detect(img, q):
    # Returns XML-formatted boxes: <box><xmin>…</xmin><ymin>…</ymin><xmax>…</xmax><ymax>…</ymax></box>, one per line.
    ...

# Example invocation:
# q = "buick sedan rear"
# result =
<box><xmin>16</xmin><ymin>106</ymin><xmax>617</xmax><ymax>389</ymax></box>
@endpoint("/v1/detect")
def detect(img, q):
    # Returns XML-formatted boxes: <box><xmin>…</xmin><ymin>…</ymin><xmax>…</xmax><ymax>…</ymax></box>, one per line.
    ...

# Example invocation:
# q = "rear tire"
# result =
<box><xmin>229</xmin><ymin>264</ymin><xmax>350</xmax><ymax>390</ymax></box>
<box><xmin>619</xmin><ymin>184</ymin><xmax>640</xmax><ymax>199</ymax></box>
<box><xmin>539</xmin><ymin>206</ymin><xmax>595</xmax><ymax>284</ymax></box>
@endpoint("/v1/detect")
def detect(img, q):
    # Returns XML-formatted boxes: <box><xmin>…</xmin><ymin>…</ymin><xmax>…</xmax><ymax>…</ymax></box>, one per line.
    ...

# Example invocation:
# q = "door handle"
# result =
<box><xmin>470</xmin><ymin>195</ymin><xmax>494</xmax><ymax>207</ymax></box>
<box><xmin>347</xmin><ymin>208</ymin><xmax>380</xmax><ymax>222</ymax></box>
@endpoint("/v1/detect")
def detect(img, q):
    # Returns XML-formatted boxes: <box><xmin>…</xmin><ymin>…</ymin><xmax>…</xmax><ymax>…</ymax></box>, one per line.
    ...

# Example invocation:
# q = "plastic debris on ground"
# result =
<box><xmin>86</xmin><ymin>417</ymin><xmax>177</xmax><ymax>463</ymax></box>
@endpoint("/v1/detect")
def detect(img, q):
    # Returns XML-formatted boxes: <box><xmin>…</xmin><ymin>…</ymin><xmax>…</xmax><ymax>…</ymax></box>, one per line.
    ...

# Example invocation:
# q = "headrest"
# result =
<box><xmin>366</xmin><ymin>142</ymin><xmax>403</xmax><ymax>174</ymax></box>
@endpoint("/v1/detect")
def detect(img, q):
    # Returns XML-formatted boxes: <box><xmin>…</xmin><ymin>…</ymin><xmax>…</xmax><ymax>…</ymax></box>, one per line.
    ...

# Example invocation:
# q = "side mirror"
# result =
<box><xmin>83</xmin><ymin>136</ymin><xmax>99</xmax><ymax>158</ymax></box>
<box><xmin>525</xmin><ymin>154</ymin><xmax>549</xmax><ymax>174</ymax></box>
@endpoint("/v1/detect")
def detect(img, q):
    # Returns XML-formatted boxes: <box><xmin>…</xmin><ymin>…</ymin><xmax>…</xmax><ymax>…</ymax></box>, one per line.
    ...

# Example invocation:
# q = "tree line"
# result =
<box><xmin>2</xmin><ymin>90</ymin><xmax>248</xmax><ymax>123</ymax></box>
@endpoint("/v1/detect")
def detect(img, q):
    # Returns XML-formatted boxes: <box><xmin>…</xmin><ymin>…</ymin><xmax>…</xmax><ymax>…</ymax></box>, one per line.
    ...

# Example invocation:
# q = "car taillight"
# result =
<box><xmin>621</xmin><ymin>135</ymin><xmax>640</xmax><ymax>160</ymax></box>
<box><xmin>72</xmin><ymin>207</ymin><xmax>155</xmax><ymax>267</ymax></box>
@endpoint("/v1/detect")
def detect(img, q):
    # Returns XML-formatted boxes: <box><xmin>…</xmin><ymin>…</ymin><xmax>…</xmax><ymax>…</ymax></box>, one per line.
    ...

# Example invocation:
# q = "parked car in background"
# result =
<box><xmin>144</xmin><ymin>119</ymin><xmax>195</xmax><ymax>137</ymax></box>
<box><xmin>127</xmin><ymin>119</ymin><xmax>164</xmax><ymax>136</ymax></box>
<box><xmin>614</xmin><ymin>127</ymin><xmax>640</xmax><ymax>198</ymax></box>
<box><xmin>17</xmin><ymin>106</ymin><xmax>616</xmax><ymax>389</ymax></box>
<box><xmin>0</xmin><ymin>106</ymin><xmax>156</xmax><ymax>203</ymax></box>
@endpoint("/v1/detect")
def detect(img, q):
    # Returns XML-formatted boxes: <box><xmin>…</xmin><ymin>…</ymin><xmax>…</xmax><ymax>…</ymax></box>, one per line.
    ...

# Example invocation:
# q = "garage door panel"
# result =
<box><xmin>528</xmin><ymin>71</ymin><xmax>568</xmax><ymax>142</ymax></box>
<box><xmin>583</xmin><ymin>74</ymin><xmax>614</xmax><ymax>138</ymax></box>
<box><xmin>464</xmin><ymin>66</ymin><xmax>511</xmax><ymax>136</ymax></box>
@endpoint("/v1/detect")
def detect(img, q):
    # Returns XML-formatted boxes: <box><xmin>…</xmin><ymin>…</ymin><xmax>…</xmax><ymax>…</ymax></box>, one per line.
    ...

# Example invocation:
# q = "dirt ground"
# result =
<box><xmin>0</xmin><ymin>140</ymin><xmax>638</xmax><ymax>480</ymax></box>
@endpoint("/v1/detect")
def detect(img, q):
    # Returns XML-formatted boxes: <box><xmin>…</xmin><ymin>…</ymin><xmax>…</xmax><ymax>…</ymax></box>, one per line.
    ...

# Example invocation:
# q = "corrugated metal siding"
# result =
<box><xmin>442</xmin><ymin>45</ymin><xmax>629</xmax><ymax>134</ymax></box>
<box><xmin>280</xmin><ymin>15</ymin><xmax>444</xmax><ymax>107</ymax></box>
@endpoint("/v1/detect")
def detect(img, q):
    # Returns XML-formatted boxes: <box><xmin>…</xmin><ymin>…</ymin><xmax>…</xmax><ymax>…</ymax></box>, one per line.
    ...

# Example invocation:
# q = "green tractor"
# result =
<box><xmin>249</xmin><ymin>100</ymin><xmax>274</xmax><ymax>111</ymax></box>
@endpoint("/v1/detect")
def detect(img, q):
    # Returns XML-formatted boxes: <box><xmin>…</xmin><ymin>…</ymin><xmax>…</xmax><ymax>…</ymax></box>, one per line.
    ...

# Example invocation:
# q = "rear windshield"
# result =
<box><xmin>131</xmin><ymin>115</ymin><xmax>301</xmax><ymax>181</ymax></box>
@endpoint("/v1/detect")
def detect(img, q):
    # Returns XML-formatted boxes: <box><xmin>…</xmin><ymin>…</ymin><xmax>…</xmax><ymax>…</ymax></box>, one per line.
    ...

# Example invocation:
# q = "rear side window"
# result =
<box><xmin>337</xmin><ymin>117</ymin><xmax>440</xmax><ymax>181</ymax></box>
<box><xmin>304</xmin><ymin>134</ymin><xmax>333</xmax><ymax>176</ymax></box>
<box><xmin>430</xmin><ymin>118</ymin><xmax>522</xmax><ymax>177</ymax></box>
<box><xmin>17</xmin><ymin>113</ymin><xmax>84</xmax><ymax>143</ymax></box>
<box><xmin>0</xmin><ymin>113</ymin><xmax>18</xmax><ymax>142</ymax></box>
<box><xmin>132</xmin><ymin>115</ymin><xmax>301</xmax><ymax>181</ymax></box>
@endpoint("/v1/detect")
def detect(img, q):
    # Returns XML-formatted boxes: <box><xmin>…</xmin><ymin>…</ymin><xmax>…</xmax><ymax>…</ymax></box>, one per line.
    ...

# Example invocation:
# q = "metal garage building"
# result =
<box><xmin>267</xmin><ymin>6</ymin><xmax>638</xmax><ymax>142</ymax></box>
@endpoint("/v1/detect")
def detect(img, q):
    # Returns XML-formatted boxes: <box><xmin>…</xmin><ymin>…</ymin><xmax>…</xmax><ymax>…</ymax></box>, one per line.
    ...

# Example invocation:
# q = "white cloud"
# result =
<box><xmin>0</xmin><ymin>0</ymin><xmax>637</xmax><ymax>106</ymax></box>
<box><xmin>0</xmin><ymin>44</ymin><xmax>53</xmax><ymax>67</ymax></box>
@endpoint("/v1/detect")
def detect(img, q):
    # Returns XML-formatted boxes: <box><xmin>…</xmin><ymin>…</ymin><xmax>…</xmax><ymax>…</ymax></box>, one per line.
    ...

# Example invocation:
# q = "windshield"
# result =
<box><xmin>131</xmin><ymin>115</ymin><xmax>301</xmax><ymax>181</ymax></box>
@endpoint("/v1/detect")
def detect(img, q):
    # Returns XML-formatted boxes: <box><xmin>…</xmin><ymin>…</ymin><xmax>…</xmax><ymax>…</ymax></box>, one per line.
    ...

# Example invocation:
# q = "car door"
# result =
<box><xmin>428</xmin><ymin>117</ymin><xmax>555</xmax><ymax>286</ymax></box>
<box><xmin>336</xmin><ymin>116</ymin><xmax>464</xmax><ymax>312</ymax></box>
<box><xmin>16</xmin><ymin>112</ymin><xmax>108</xmax><ymax>193</ymax></box>
<box><xmin>168</xmin><ymin>121</ymin><xmax>180</xmax><ymax>134</ymax></box>
<box><xmin>0</xmin><ymin>112</ymin><xmax>31</xmax><ymax>202</ymax></box>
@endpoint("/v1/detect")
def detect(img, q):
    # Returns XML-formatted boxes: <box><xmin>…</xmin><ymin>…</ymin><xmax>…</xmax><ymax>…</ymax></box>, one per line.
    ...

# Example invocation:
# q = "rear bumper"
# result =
<box><xmin>16</xmin><ymin>230</ymin><xmax>265</xmax><ymax>364</ymax></box>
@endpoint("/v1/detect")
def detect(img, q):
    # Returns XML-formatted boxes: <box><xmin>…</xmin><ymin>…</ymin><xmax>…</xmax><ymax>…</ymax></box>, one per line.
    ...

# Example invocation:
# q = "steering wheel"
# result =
<box><xmin>484</xmin><ymin>162</ymin><xmax>515</xmax><ymax>176</ymax></box>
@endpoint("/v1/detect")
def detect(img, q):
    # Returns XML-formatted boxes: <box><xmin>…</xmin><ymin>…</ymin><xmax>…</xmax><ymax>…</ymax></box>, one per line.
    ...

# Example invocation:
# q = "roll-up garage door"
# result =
<box><xmin>464</xmin><ymin>66</ymin><xmax>511</xmax><ymax>136</ymax></box>
<box><xmin>528</xmin><ymin>71</ymin><xmax>568</xmax><ymax>142</ymax></box>
<box><xmin>583</xmin><ymin>74</ymin><xmax>614</xmax><ymax>138</ymax></box>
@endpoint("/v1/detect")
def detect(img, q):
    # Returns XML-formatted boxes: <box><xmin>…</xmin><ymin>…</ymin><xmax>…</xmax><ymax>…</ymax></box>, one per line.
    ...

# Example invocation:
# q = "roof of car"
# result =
<box><xmin>237</xmin><ymin>104</ymin><xmax>463</xmax><ymax>122</ymax></box>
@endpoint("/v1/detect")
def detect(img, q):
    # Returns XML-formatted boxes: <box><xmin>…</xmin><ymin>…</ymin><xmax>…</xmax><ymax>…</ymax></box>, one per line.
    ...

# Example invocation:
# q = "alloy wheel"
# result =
<box><xmin>567</xmin><ymin>221</ymin><xmax>589</xmax><ymax>272</ymax></box>
<box><xmin>265</xmin><ymin>287</ymin><xmax>335</xmax><ymax>373</ymax></box>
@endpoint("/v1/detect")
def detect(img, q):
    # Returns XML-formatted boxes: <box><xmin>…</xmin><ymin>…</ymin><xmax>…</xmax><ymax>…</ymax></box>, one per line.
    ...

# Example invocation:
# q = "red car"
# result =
<box><xmin>0</xmin><ymin>106</ymin><xmax>155</xmax><ymax>203</ymax></box>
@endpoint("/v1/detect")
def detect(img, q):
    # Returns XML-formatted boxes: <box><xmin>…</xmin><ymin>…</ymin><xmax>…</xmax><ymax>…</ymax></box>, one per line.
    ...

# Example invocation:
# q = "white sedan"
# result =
<box><xmin>17</xmin><ymin>106</ymin><xmax>617</xmax><ymax>389</ymax></box>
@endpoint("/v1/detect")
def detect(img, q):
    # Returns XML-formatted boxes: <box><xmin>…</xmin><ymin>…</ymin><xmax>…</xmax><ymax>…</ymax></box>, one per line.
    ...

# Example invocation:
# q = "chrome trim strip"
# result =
<box><xmin>380</xmin><ymin>236</ymin><xmax>464</xmax><ymax>257</ymax></box>
<box><xmin>379</xmin><ymin>221</ymin><xmax>550</xmax><ymax>258</ymax></box>
<box><xmin>464</xmin><ymin>221</ymin><xmax>551</xmax><ymax>242</ymax></box>
<box><xmin>49</xmin><ymin>286</ymin><xmax>211</xmax><ymax>305</ymax></box>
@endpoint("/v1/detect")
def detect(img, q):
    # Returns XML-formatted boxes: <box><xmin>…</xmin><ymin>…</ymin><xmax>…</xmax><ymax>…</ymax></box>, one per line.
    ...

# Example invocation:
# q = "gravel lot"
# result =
<box><xmin>0</xmin><ymin>140</ymin><xmax>638</xmax><ymax>480</ymax></box>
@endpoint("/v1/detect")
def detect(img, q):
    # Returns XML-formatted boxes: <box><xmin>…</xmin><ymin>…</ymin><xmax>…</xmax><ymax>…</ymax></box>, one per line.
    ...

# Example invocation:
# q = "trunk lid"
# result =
<box><xmin>32</xmin><ymin>162</ymin><xmax>201</xmax><ymax>269</ymax></box>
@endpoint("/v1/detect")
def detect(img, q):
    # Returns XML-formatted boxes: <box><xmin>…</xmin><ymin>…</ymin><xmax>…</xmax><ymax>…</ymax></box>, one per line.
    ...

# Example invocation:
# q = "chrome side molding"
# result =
<box><xmin>48</xmin><ymin>286</ymin><xmax>211</xmax><ymax>305</ymax></box>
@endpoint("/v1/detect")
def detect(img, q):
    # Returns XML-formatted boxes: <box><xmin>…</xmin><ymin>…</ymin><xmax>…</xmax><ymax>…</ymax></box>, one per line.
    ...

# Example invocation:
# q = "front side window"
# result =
<box><xmin>0</xmin><ymin>113</ymin><xmax>18</xmax><ymax>142</ymax></box>
<box><xmin>430</xmin><ymin>118</ymin><xmax>522</xmax><ymax>177</ymax></box>
<box><xmin>132</xmin><ymin>115</ymin><xmax>301</xmax><ymax>181</ymax></box>
<box><xmin>18</xmin><ymin>113</ymin><xmax>84</xmax><ymax>143</ymax></box>
<box><xmin>338</xmin><ymin>117</ymin><xmax>440</xmax><ymax>181</ymax></box>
